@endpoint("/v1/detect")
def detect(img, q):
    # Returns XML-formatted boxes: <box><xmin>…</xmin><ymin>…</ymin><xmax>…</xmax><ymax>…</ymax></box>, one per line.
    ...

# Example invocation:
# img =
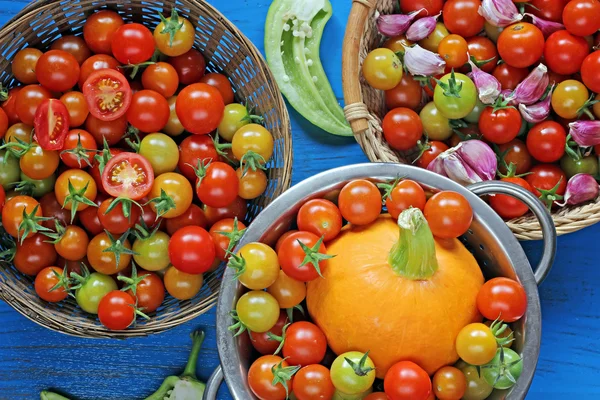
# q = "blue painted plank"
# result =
<box><xmin>0</xmin><ymin>0</ymin><xmax>597</xmax><ymax>399</ymax></box>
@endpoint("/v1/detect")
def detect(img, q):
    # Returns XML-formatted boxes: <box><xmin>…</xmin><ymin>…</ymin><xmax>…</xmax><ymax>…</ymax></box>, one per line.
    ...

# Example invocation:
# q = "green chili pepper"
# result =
<box><xmin>265</xmin><ymin>0</ymin><xmax>353</xmax><ymax>136</ymax></box>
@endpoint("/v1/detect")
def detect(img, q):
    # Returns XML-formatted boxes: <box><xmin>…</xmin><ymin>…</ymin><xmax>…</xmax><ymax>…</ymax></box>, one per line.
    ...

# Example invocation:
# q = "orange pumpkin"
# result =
<box><xmin>306</xmin><ymin>210</ymin><xmax>483</xmax><ymax>378</ymax></box>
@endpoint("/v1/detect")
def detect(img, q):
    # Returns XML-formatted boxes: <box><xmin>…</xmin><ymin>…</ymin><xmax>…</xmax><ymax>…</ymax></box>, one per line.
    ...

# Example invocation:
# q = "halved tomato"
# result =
<box><xmin>82</xmin><ymin>69</ymin><xmax>131</xmax><ymax>121</ymax></box>
<box><xmin>33</xmin><ymin>99</ymin><xmax>69</xmax><ymax>150</ymax></box>
<box><xmin>101</xmin><ymin>152</ymin><xmax>154</xmax><ymax>200</ymax></box>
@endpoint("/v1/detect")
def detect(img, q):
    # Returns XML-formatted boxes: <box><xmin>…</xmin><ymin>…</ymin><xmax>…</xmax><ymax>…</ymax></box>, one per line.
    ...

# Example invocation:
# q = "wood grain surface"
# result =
<box><xmin>0</xmin><ymin>0</ymin><xmax>597</xmax><ymax>399</ymax></box>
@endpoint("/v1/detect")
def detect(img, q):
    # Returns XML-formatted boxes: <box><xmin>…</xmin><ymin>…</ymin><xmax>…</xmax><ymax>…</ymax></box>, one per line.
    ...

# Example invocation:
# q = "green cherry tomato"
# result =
<box><xmin>484</xmin><ymin>22</ymin><xmax>504</xmax><ymax>43</ymax></box>
<box><xmin>330</xmin><ymin>352</ymin><xmax>376</xmax><ymax>395</ymax></box>
<box><xmin>481</xmin><ymin>348</ymin><xmax>523</xmax><ymax>390</ymax></box>
<box><xmin>75</xmin><ymin>272</ymin><xmax>118</xmax><ymax>314</ymax></box>
<box><xmin>456</xmin><ymin>360</ymin><xmax>493</xmax><ymax>400</ymax></box>
<box><xmin>420</xmin><ymin>22</ymin><xmax>450</xmax><ymax>52</ymax></box>
<box><xmin>18</xmin><ymin>172</ymin><xmax>56</xmax><ymax>197</ymax></box>
<box><xmin>236</xmin><ymin>290</ymin><xmax>280</xmax><ymax>333</ymax></box>
<box><xmin>0</xmin><ymin>150</ymin><xmax>20</xmax><ymax>189</ymax></box>
<box><xmin>420</xmin><ymin>101</ymin><xmax>453</xmax><ymax>141</ymax></box>
<box><xmin>560</xmin><ymin>155</ymin><xmax>599</xmax><ymax>179</ymax></box>
<box><xmin>218</xmin><ymin>103</ymin><xmax>251</xmax><ymax>142</ymax></box>
<box><xmin>132</xmin><ymin>230</ymin><xmax>171</xmax><ymax>272</ymax></box>
<box><xmin>138</xmin><ymin>132</ymin><xmax>179</xmax><ymax>175</ymax></box>
<box><xmin>434</xmin><ymin>72</ymin><xmax>477</xmax><ymax>120</ymax></box>
<box><xmin>464</xmin><ymin>98</ymin><xmax>486</xmax><ymax>124</ymax></box>
<box><xmin>333</xmin><ymin>388</ymin><xmax>374</xmax><ymax>400</ymax></box>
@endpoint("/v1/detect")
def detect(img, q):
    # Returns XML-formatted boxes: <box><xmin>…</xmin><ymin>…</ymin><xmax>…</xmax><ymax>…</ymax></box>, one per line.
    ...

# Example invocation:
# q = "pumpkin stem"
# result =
<box><xmin>388</xmin><ymin>208</ymin><xmax>438</xmax><ymax>280</ymax></box>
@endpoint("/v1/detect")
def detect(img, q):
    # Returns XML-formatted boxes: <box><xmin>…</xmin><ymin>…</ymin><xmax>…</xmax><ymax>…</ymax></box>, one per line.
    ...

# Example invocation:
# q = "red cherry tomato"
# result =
<box><xmin>33</xmin><ymin>99</ymin><xmax>69</xmax><ymax>150</ymax></box>
<box><xmin>199</xmin><ymin>73</ymin><xmax>235</xmax><ymax>105</ymax></box>
<box><xmin>15</xmin><ymin>85</ymin><xmax>52</xmax><ymax>126</ymax></box>
<box><xmin>60</xmin><ymin>129</ymin><xmax>98</xmax><ymax>168</ymax></box>
<box><xmin>525</xmin><ymin>164</ymin><xmax>567</xmax><ymax>198</ymax></box>
<box><xmin>278</xmin><ymin>231</ymin><xmax>328</xmax><ymax>282</ymax></box>
<box><xmin>98</xmin><ymin>290</ymin><xmax>136</xmax><ymax>330</ymax></box>
<box><xmin>125</xmin><ymin>271</ymin><xmax>165</xmax><ymax>313</ymax></box>
<box><xmin>489</xmin><ymin>177</ymin><xmax>534</xmax><ymax>219</ymax></box>
<box><xmin>35</xmin><ymin>50</ymin><xmax>80</xmax><ymax>92</ymax></box>
<box><xmin>399</xmin><ymin>0</ymin><xmax>443</xmax><ymax>17</ymax></box>
<box><xmin>248</xmin><ymin>355</ymin><xmax>294</xmax><ymax>400</ymax></box>
<box><xmin>249</xmin><ymin>311</ymin><xmax>288</xmax><ymax>355</ymax></box>
<box><xmin>169</xmin><ymin>226</ymin><xmax>215</xmax><ymax>274</ymax></box>
<box><xmin>526</xmin><ymin>121</ymin><xmax>566</xmax><ymax>163</ymax></box>
<box><xmin>294</xmin><ymin>364</ymin><xmax>335</xmax><ymax>400</ymax></box>
<box><xmin>297</xmin><ymin>199</ymin><xmax>343</xmax><ymax>241</ymax></box>
<box><xmin>168</xmin><ymin>49</ymin><xmax>207</xmax><ymax>85</ymax></box>
<box><xmin>416</xmin><ymin>141</ymin><xmax>448</xmax><ymax>169</ymax></box>
<box><xmin>581</xmin><ymin>51</ymin><xmax>600</xmax><ymax>93</ymax></box>
<box><xmin>563</xmin><ymin>0</ymin><xmax>600</xmax><ymax>37</ymax></box>
<box><xmin>35</xmin><ymin>266</ymin><xmax>68</xmax><ymax>303</ymax></box>
<box><xmin>338</xmin><ymin>179</ymin><xmax>382</xmax><ymax>226</ymax></box>
<box><xmin>479</xmin><ymin>106</ymin><xmax>523</xmax><ymax>144</ymax></box>
<box><xmin>544</xmin><ymin>30</ymin><xmax>590</xmax><ymax>75</ymax></box>
<box><xmin>492</xmin><ymin>64</ymin><xmax>529</xmax><ymax>90</ymax></box>
<box><xmin>283</xmin><ymin>322</ymin><xmax>328</xmax><ymax>367</ymax></box>
<box><xmin>101</xmin><ymin>152</ymin><xmax>154</xmax><ymax>200</ymax></box>
<box><xmin>476</xmin><ymin>277</ymin><xmax>528</xmax><ymax>322</ymax></box>
<box><xmin>209</xmin><ymin>217</ymin><xmax>247</xmax><ymax>261</ymax></box>
<box><xmin>384</xmin><ymin>361</ymin><xmax>432</xmax><ymax>400</ymax></box>
<box><xmin>385</xmin><ymin>180</ymin><xmax>427</xmax><ymax>220</ymax></box>
<box><xmin>424</xmin><ymin>191</ymin><xmax>473</xmax><ymax>239</ymax></box>
<box><xmin>110</xmin><ymin>23</ymin><xmax>155</xmax><ymax>64</ymax></box>
<box><xmin>467</xmin><ymin>36</ymin><xmax>498</xmax><ymax>73</ymax></box>
<box><xmin>176</xmin><ymin>83</ymin><xmax>225</xmax><ymax>135</ymax></box>
<box><xmin>497</xmin><ymin>138</ymin><xmax>532</xmax><ymax>175</ymax></box>
<box><xmin>83</xmin><ymin>10</ymin><xmax>124</xmax><ymax>54</ymax></box>
<box><xmin>178</xmin><ymin>135</ymin><xmax>219</xmax><ymax>181</ymax></box>
<box><xmin>382</xmin><ymin>108</ymin><xmax>423</xmax><ymax>151</ymax></box>
<box><xmin>530</xmin><ymin>0</ymin><xmax>570</xmax><ymax>22</ymax></box>
<box><xmin>194</xmin><ymin>161</ymin><xmax>239</xmax><ymax>208</ymax></box>
<box><xmin>167</xmin><ymin>204</ymin><xmax>209</xmax><ymax>236</ymax></box>
<box><xmin>82</xmin><ymin>69</ymin><xmax>132</xmax><ymax>122</ymax></box>
<box><xmin>497</xmin><ymin>22</ymin><xmax>545</xmax><ymax>68</ymax></box>
<box><xmin>2</xmin><ymin>87</ymin><xmax>22</xmax><ymax>125</ymax></box>
<box><xmin>78</xmin><ymin>54</ymin><xmax>120</xmax><ymax>88</ymax></box>
<box><xmin>126</xmin><ymin>90</ymin><xmax>169</xmax><ymax>133</ymax></box>
<box><xmin>442</xmin><ymin>0</ymin><xmax>485</xmax><ymax>38</ymax></box>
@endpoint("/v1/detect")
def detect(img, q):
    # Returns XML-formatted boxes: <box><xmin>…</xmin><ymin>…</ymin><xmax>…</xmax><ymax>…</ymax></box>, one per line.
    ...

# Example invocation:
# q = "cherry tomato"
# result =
<box><xmin>50</xmin><ymin>35</ymin><xmax>91</xmax><ymax>65</ymax></box>
<box><xmin>489</xmin><ymin>177</ymin><xmax>533</xmax><ymax>219</ymax></box>
<box><xmin>86</xmin><ymin>114</ymin><xmax>127</xmax><ymax>146</ymax></box>
<box><xmin>231</xmin><ymin>124</ymin><xmax>274</xmax><ymax>162</ymax></box>
<box><xmin>163</xmin><ymin>265</ymin><xmax>204</xmax><ymax>300</ymax></box>
<box><xmin>177</xmin><ymin>135</ymin><xmax>218</xmax><ymax>181</ymax></box>
<box><xmin>153</xmin><ymin>13</ymin><xmax>194</xmax><ymax>57</ymax></box>
<box><xmin>399</xmin><ymin>0</ymin><xmax>443</xmax><ymax>16</ymax></box>
<box><xmin>525</xmin><ymin>163</ymin><xmax>567</xmax><ymax>199</ymax></box>
<box><xmin>497</xmin><ymin>138</ymin><xmax>532</xmax><ymax>175</ymax></box>
<box><xmin>98</xmin><ymin>290</ymin><xmax>136</xmax><ymax>330</ymax></box>
<box><xmin>419</xmin><ymin>102</ymin><xmax>453</xmax><ymax>141</ymax></box>
<box><xmin>2</xmin><ymin>87</ymin><xmax>21</xmax><ymax>125</ymax></box>
<box><xmin>208</xmin><ymin>217</ymin><xmax>246</xmax><ymax>260</ymax></box>
<box><xmin>497</xmin><ymin>22</ymin><xmax>544</xmax><ymax>68</ymax></box>
<box><xmin>364</xmin><ymin>394</ymin><xmax>389</xmax><ymax>400</ymax></box>
<box><xmin>385</xmin><ymin>74</ymin><xmax>422</xmax><ymax>110</ymax></box>
<box><xmin>432</xmin><ymin>366</ymin><xmax>467</xmax><ymax>400</ymax></box>
<box><xmin>111</xmin><ymin>23</ymin><xmax>155</xmax><ymax>64</ymax></box>
<box><xmin>455</xmin><ymin>361</ymin><xmax>493</xmax><ymax>400</ymax></box>
<box><xmin>217</xmin><ymin>103</ymin><xmax>252</xmax><ymax>141</ymax></box>
<box><xmin>1</xmin><ymin>195</ymin><xmax>41</xmax><ymax>238</ymax></box>
<box><xmin>35</xmin><ymin>50</ymin><xmax>80</xmax><ymax>92</ymax></box>
<box><xmin>237</xmin><ymin>168</ymin><xmax>268</xmax><ymax>200</ymax></box>
<box><xmin>204</xmin><ymin>196</ymin><xmax>248</xmax><ymax>226</ymax></box>
<box><xmin>132</xmin><ymin>230</ymin><xmax>170</xmax><ymax>272</ymax></box>
<box><xmin>420</xmin><ymin>23</ymin><xmax>450</xmax><ymax>52</ymax></box>
<box><xmin>54</xmin><ymin>225</ymin><xmax>89</xmax><ymax>261</ymax></box>
<box><xmin>101</xmin><ymin>152</ymin><xmax>154</xmax><ymax>201</ymax></box>
<box><xmin>60</xmin><ymin>129</ymin><xmax>97</xmax><ymax>168</ymax></box>
<box><xmin>382</xmin><ymin>107</ymin><xmax>423</xmax><ymax>151</ymax></box>
<box><xmin>18</xmin><ymin>143</ymin><xmax>59</xmax><ymax>180</ymax></box>
<box><xmin>60</xmin><ymin>91</ymin><xmax>89</xmax><ymax>127</ymax></box>
<box><xmin>297</xmin><ymin>199</ymin><xmax>342</xmax><ymax>241</ymax></box>
<box><xmin>424</xmin><ymin>191</ymin><xmax>473</xmax><ymax>238</ymax></box>
<box><xmin>479</xmin><ymin>106</ymin><xmax>522</xmax><ymax>144</ymax></box>
<box><xmin>278</xmin><ymin>231</ymin><xmax>328</xmax><ymax>282</ymax></box>
<box><xmin>438</xmin><ymin>34</ymin><xmax>469</xmax><ymax>68</ymax></box>
<box><xmin>250</xmin><ymin>311</ymin><xmax>288</xmax><ymax>355</ymax></box>
<box><xmin>267</xmin><ymin>270</ymin><xmax>306</xmax><ymax>309</ymax></box>
<box><xmin>138</xmin><ymin>132</ymin><xmax>179</xmax><ymax>175</ymax></box>
<box><xmin>477</xmin><ymin>277</ymin><xmax>527</xmax><ymax>322</ymax></box>
<box><xmin>563</xmin><ymin>0</ymin><xmax>600</xmax><ymax>37</ymax></box>
<box><xmin>12</xmin><ymin>48</ymin><xmax>43</xmax><ymax>84</ymax></box>
<box><xmin>33</xmin><ymin>99</ymin><xmax>69</xmax><ymax>151</ymax></box>
<box><xmin>560</xmin><ymin>154</ymin><xmax>599</xmax><ymax>178</ymax></box>
<box><xmin>169</xmin><ymin>225</ymin><xmax>215</xmax><ymax>274</ymax></box>
<box><xmin>384</xmin><ymin>361</ymin><xmax>432</xmax><ymax>400</ymax></box>
<box><xmin>0</xmin><ymin>186</ymin><xmax>5</xmax><ymax>214</ymax></box>
<box><xmin>362</xmin><ymin>48</ymin><xmax>403</xmax><ymax>90</ymax></box>
<box><xmin>581</xmin><ymin>51</ymin><xmax>600</xmax><ymax>93</ymax></box>
<box><xmin>237</xmin><ymin>290</ymin><xmax>280</xmax><ymax>333</ymax></box>
<box><xmin>83</xmin><ymin>10</ymin><xmax>124</xmax><ymax>54</ymax></box>
<box><xmin>54</xmin><ymin>170</ymin><xmax>97</xmax><ymax>219</ymax></box>
<box><xmin>283</xmin><ymin>321</ymin><xmax>327</xmax><ymax>366</ymax></box>
<box><xmin>14</xmin><ymin>233</ymin><xmax>57</xmax><ymax>275</ymax></box>
<box><xmin>78</xmin><ymin>54</ymin><xmax>120</xmax><ymax>88</ymax></box>
<box><xmin>125</xmin><ymin>271</ymin><xmax>165</xmax><ymax>313</ymax></box>
<box><xmin>248</xmin><ymin>355</ymin><xmax>293</xmax><ymax>400</ymax></box>
<box><xmin>149</xmin><ymin>172</ymin><xmax>193</xmax><ymax>219</ymax></box>
<box><xmin>442</xmin><ymin>0</ymin><xmax>485</xmax><ymax>38</ymax></box>
<box><xmin>162</xmin><ymin>95</ymin><xmax>185</xmax><ymax>137</ymax></box>
<box><xmin>168</xmin><ymin>49</ymin><xmax>207</xmax><ymax>85</ymax></box>
<box><xmin>168</xmin><ymin>204</ymin><xmax>209</xmax><ymax>235</ymax></box>
<box><xmin>234</xmin><ymin>242</ymin><xmax>279</xmax><ymax>290</ymax></box>
<box><xmin>74</xmin><ymin>272</ymin><xmax>117</xmax><ymax>314</ymax></box>
<box><xmin>140</xmin><ymin>62</ymin><xmax>179</xmax><ymax>98</ymax></box>
<box><xmin>294</xmin><ymin>364</ymin><xmax>335</xmax><ymax>400</ymax></box>
<box><xmin>40</xmin><ymin>192</ymin><xmax>75</xmax><ymax>229</ymax></box>
<box><xmin>83</xmin><ymin>69</ymin><xmax>132</xmax><ymax>122</ymax></box>
<box><xmin>530</xmin><ymin>0</ymin><xmax>570</xmax><ymax>22</ymax></box>
<box><xmin>176</xmin><ymin>83</ymin><xmax>224</xmax><ymax>135</ymax></box>
<box><xmin>526</xmin><ymin>121</ymin><xmax>566</xmax><ymax>163</ymax></box>
<box><xmin>481</xmin><ymin>348</ymin><xmax>523</xmax><ymax>390</ymax></box>
<box><xmin>126</xmin><ymin>89</ymin><xmax>169</xmax><ymax>133</ymax></box>
<box><xmin>416</xmin><ymin>141</ymin><xmax>449</xmax><ymax>169</ymax></box>
<box><xmin>331</xmin><ymin>352</ymin><xmax>376</xmax><ymax>395</ymax></box>
<box><xmin>433</xmin><ymin>72</ymin><xmax>477</xmax><ymax>119</ymax></box>
<box><xmin>338</xmin><ymin>179</ymin><xmax>382</xmax><ymax>225</ymax></box>
<box><xmin>35</xmin><ymin>266</ymin><xmax>68</xmax><ymax>302</ymax></box>
<box><xmin>492</xmin><ymin>64</ymin><xmax>529</xmax><ymax>90</ymax></box>
<box><xmin>455</xmin><ymin>323</ymin><xmax>497</xmax><ymax>365</ymax></box>
<box><xmin>15</xmin><ymin>85</ymin><xmax>52</xmax><ymax>126</ymax></box>
<box><xmin>467</xmin><ymin>36</ymin><xmax>498</xmax><ymax>73</ymax></box>
<box><xmin>199</xmin><ymin>73</ymin><xmax>235</xmax><ymax>105</ymax></box>
<box><xmin>544</xmin><ymin>30</ymin><xmax>589</xmax><ymax>75</ymax></box>
<box><xmin>87</xmin><ymin>231</ymin><xmax>132</xmax><ymax>275</ymax></box>
<box><xmin>97</xmin><ymin>198</ymin><xmax>140</xmax><ymax>234</ymax></box>
<box><xmin>385</xmin><ymin>179</ymin><xmax>427</xmax><ymax>219</ymax></box>
<box><xmin>194</xmin><ymin>161</ymin><xmax>239</xmax><ymax>208</ymax></box>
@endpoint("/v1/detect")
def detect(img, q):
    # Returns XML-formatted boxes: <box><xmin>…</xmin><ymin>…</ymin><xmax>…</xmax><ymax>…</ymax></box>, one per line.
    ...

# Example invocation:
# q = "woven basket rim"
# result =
<box><xmin>341</xmin><ymin>0</ymin><xmax>600</xmax><ymax>241</ymax></box>
<box><xmin>0</xmin><ymin>0</ymin><xmax>293</xmax><ymax>338</ymax></box>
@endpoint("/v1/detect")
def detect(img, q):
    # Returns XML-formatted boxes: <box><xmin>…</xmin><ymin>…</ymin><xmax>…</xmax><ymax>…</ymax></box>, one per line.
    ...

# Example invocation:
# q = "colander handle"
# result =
<box><xmin>468</xmin><ymin>181</ymin><xmax>557</xmax><ymax>285</ymax></box>
<box><xmin>203</xmin><ymin>365</ymin><xmax>223</xmax><ymax>400</ymax></box>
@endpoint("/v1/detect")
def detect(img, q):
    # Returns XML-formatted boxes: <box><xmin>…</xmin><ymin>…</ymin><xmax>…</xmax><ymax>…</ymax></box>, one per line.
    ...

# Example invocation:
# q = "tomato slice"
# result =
<box><xmin>101</xmin><ymin>152</ymin><xmax>154</xmax><ymax>200</ymax></box>
<box><xmin>33</xmin><ymin>99</ymin><xmax>70</xmax><ymax>151</ymax></box>
<box><xmin>83</xmin><ymin>69</ymin><xmax>132</xmax><ymax>121</ymax></box>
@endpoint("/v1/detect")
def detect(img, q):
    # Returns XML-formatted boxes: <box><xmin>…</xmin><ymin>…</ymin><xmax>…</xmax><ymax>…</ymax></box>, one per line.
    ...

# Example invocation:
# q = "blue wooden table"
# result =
<box><xmin>0</xmin><ymin>0</ymin><xmax>598</xmax><ymax>398</ymax></box>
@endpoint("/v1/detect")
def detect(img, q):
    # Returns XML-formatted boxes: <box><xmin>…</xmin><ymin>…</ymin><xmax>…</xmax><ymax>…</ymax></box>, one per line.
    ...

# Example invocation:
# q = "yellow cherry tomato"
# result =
<box><xmin>235</xmin><ymin>291</ymin><xmax>280</xmax><ymax>333</ymax></box>
<box><xmin>267</xmin><ymin>270</ymin><xmax>307</xmax><ymax>308</ymax></box>
<box><xmin>218</xmin><ymin>103</ymin><xmax>251</xmax><ymax>142</ymax></box>
<box><xmin>231</xmin><ymin>124</ymin><xmax>274</xmax><ymax>163</ymax></box>
<box><xmin>420</xmin><ymin>22</ymin><xmax>449</xmax><ymax>52</ymax></box>
<box><xmin>233</xmin><ymin>242</ymin><xmax>279</xmax><ymax>290</ymax></box>
<box><xmin>149</xmin><ymin>172</ymin><xmax>193</xmax><ymax>219</ymax></box>
<box><xmin>362</xmin><ymin>48</ymin><xmax>403</xmax><ymax>90</ymax></box>
<box><xmin>552</xmin><ymin>79</ymin><xmax>589</xmax><ymax>119</ymax></box>
<box><xmin>455</xmin><ymin>323</ymin><xmax>498</xmax><ymax>366</ymax></box>
<box><xmin>236</xmin><ymin>167</ymin><xmax>268</xmax><ymax>200</ymax></box>
<box><xmin>164</xmin><ymin>265</ymin><xmax>203</xmax><ymax>300</ymax></box>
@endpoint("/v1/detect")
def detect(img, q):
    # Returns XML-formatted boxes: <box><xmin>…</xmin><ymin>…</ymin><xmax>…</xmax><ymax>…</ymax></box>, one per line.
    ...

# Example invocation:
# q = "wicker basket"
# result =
<box><xmin>0</xmin><ymin>0</ymin><xmax>292</xmax><ymax>338</ymax></box>
<box><xmin>341</xmin><ymin>0</ymin><xmax>600</xmax><ymax>241</ymax></box>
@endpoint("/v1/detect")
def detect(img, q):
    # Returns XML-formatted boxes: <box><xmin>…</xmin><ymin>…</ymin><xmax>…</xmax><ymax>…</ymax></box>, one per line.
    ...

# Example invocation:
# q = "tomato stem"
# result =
<box><xmin>388</xmin><ymin>208</ymin><xmax>438</xmax><ymax>280</ymax></box>
<box><xmin>103</xmin><ymin>196</ymin><xmax>143</xmax><ymax>221</ymax></box>
<box><xmin>0</xmin><ymin>83</ymin><xmax>8</xmax><ymax>102</ymax></box>
<box><xmin>60</xmin><ymin>135</ymin><xmax>95</xmax><ymax>168</ymax></box>
<box><xmin>215</xmin><ymin>217</ymin><xmax>246</xmax><ymax>256</ymax></box>
<box><xmin>118</xmin><ymin>263</ymin><xmax>149</xmax><ymax>296</ymax></box>
<box><xmin>17</xmin><ymin>204</ymin><xmax>53</xmax><ymax>244</ymax></box>
<box><xmin>271</xmin><ymin>359</ymin><xmax>300</xmax><ymax>399</ymax></box>
<box><xmin>240</xmin><ymin>150</ymin><xmax>268</xmax><ymax>177</ymax></box>
<box><xmin>43</xmin><ymin>221</ymin><xmax>67</xmax><ymax>244</ymax></box>
<box><xmin>377</xmin><ymin>176</ymin><xmax>403</xmax><ymax>203</ymax></box>
<box><xmin>576</xmin><ymin>94</ymin><xmax>598</xmax><ymax>121</ymax></box>
<box><xmin>212</xmin><ymin>134</ymin><xmax>238</xmax><ymax>166</ymax></box>
<box><xmin>226</xmin><ymin>252</ymin><xmax>247</xmax><ymax>279</ymax></box>
<box><xmin>535</xmin><ymin>178</ymin><xmax>565</xmax><ymax>210</ymax></box>
<box><xmin>344</xmin><ymin>351</ymin><xmax>375</xmax><ymax>377</ymax></box>
<box><xmin>102</xmin><ymin>230</ymin><xmax>139</xmax><ymax>270</ymax></box>
<box><xmin>119</xmin><ymin>61</ymin><xmax>156</xmax><ymax>80</ymax></box>
<box><xmin>144</xmin><ymin>189</ymin><xmax>176</xmax><ymax>219</ymax></box>
<box><xmin>159</xmin><ymin>8</ymin><xmax>185</xmax><ymax>48</ymax></box>
<box><xmin>94</xmin><ymin>138</ymin><xmax>113</xmax><ymax>176</ymax></box>
<box><xmin>297</xmin><ymin>235</ymin><xmax>334</xmax><ymax>278</ymax></box>
<box><xmin>48</xmin><ymin>266</ymin><xmax>73</xmax><ymax>295</ymax></box>
<box><xmin>228</xmin><ymin>310</ymin><xmax>250</xmax><ymax>337</ymax></box>
<box><xmin>267</xmin><ymin>323</ymin><xmax>290</xmax><ymax>356</ymax></box>
<box><xmin>62</xmin><ymin>179</ymin><xmax>98</xmax><ymax>224</ymax></box>
<box><xmin>435</xmin><ymin>69</ymin><xmax>462</xmax><ymax>99</ymax></box>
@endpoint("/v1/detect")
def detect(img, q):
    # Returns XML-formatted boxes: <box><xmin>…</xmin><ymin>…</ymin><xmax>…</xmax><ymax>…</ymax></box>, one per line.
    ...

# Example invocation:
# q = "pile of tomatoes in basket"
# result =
<box><xmin>228</xmin><ymin>178</ymin><xmax>528</xmax><ymax>400</ymax></box>
<box><xmin>363</xmin><ymin>0</ymin><xmax>600</xmax><ymax>218</ymax></box>
<box><xmin>0</xmin><ymin>9</ymin><xmax>275</xmax><ymax>330</ymax></box>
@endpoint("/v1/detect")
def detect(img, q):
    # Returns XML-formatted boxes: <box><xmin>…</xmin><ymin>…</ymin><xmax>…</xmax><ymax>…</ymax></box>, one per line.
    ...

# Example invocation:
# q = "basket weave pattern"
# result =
<box><xmin>0</xmin><ymin>0</ymin><xmax>292</xmax><ymax>338</ymax></box>
<box><xmin>342</xmin><ymin>0</ymin><xmax>600</xmax><ymax>241</ymax></box>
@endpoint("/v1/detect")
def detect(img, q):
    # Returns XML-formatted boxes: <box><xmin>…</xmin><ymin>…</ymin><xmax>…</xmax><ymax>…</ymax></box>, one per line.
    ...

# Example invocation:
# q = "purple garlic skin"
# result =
<box><xmin>519</xmin><ymin>86</ymin><xmax>553</xmax><ymax>123</ymax></box>
<box><xmin>479</xmin><ymin>0</ymin><xmax>523</xmax><ymax>27</ymax></box>
<box><xmin>562</xmin><ymin>173</ymin><xmax>599</xmax><ymax>206</ymax></box>
<box><xmin>427</xmin><ymin>140</ymin><xmax>497</xmax><ymax>186</ymax></box>
<box><xmin>508</xmin><ymin>64</ymin><xmax>549</xmax><ymax>105</ymax></box>
<box><xmin>525</xmin><ymin>13</ymin><xmax>565</xmax><ymax>37</ymax></box>
<box><xmin>404</xmin><ymin>44</ymin><xmax>446</xmax><ymax>76</ymax></box>
<box><xmin>467</xmin><ymin>60</ymin><xmax>502</xmax><ymax>104</ymax></box>
<box><xmin>377</xmin><ymin>10</ymin><xmax>422</xmax><ymax>37</ymax></box>
<box><xmin>406</xmin><ymin>13</ymin><xmax>440</xmax><ymax>41</ymax></box>
<box><xmin>569</xmin><ymin>121</ymin><xmax>600</xmax><ymax>147</ymax></box>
